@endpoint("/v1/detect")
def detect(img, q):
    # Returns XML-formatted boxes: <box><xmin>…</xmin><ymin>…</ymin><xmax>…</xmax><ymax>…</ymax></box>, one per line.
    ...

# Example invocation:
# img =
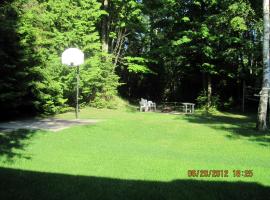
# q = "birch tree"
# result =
<box><xmin>101</xmin><ymin>0</ymin><xmax>109</xmax><ymax>53</ymax></box>
<box><xmin>257</xmin><ymin>0</ymin><xmax>270</xmax><ymax>131</ymax></box>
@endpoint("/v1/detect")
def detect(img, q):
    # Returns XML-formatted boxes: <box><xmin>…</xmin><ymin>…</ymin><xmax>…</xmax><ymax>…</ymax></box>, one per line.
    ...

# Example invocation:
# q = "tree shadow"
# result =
<box><xmin>0</xmin><ymin>167</ymin><xmax>269</xmax><ymax>200</ymax></box>
<box><xmin>181</xmin><ymin>113</ymin><xmax>270</xmax><ymax>146</ymax></box>
<box><xmin>246</xmin><ymin>136</ymin><xmax>270</xmax><ymax>147</ymax></box>
<box><xmin>0</xmin><ymin>129</ymin><xmax>36</xmax><ymax>161</ymax></box>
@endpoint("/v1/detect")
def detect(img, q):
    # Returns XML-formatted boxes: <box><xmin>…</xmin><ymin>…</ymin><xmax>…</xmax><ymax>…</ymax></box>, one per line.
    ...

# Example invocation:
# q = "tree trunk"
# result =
<box><xmin>257</xmin><ymin>0</ymin><xmax>270</xmax><ymax>131</ymax></box>
<box><xmin>207</xmin><ymin>74</ymin><xmax>212</xmax><ymax>111</ymax></box>
<box><xmin>242</xmin><ymin>80</ymin><xmax>246</xmax><ymax>113</ymax></box>
<box><xmin>202</xmin><ymin>72</ymin><xmax>206</xmax><ymax>92</ymax></box>
<box><xmin>101</xmin><ymin>0</ymin><xmax>109</xmax><ymax>53</ymax></box>
<box><xmin>113</xmin><ymin>28</ymin><xmax>126</xmax><ymax>67</ymax></box>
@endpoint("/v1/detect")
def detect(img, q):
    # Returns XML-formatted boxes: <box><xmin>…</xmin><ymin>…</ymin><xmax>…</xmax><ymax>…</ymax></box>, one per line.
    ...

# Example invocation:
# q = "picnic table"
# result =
<box><xmin>161</xmin><ymin>102</ymin><xmax>195</xmax><ymax>114</ymax></box>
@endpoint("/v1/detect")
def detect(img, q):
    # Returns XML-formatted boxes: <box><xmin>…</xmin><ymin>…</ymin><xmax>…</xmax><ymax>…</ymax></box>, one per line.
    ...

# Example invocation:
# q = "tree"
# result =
<box><xmin>257</xmin><ymin>0</ymin><xmax>270</xmax><ymax>130</ymax></box>
<box><xmin>0</xmin><ymin>0</ymin><xmax>264</xmax><ymax>118</ymax></box>
<box><xmin>0</xmin><ymin>0</ymin><xmax>120</xmax><ymax>117</ymax></box>
<box><xmin>101</xmin><ymin>0</ymin><xmax>109</xmax><ymax>53</ymax></box>
<box><xmin>0</xmin><ymin>1</ymin><xmax>37</xmax><ymax>118</ymax></box>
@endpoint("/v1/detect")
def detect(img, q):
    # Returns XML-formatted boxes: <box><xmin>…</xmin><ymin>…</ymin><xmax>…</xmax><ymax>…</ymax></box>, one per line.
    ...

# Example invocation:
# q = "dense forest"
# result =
<box><xmin>0</xmin><ymin>0</ymin><xmax>264</xmax><ymax>119</ymax></box>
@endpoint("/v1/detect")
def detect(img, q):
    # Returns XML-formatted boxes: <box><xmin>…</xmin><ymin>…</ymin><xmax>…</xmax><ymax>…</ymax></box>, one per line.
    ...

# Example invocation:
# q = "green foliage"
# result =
<box><xmin>201</xmin><ymin>63</ymin><xmax>217</xmax><ymax>74</ymax></box>
<box><xmin>0</xmin><ymin>0</ymin><xmax>264</xmax><ymax>116</ymax></box>
<box><xmin>181</xmin><ymin>17</ymin><xmax>190</xmax><ymax>22</ymax></box>
<box><xmin>196</xmin><ymin>90</ymin><xmax>208</xmax><ymax>108</ymax></box>
<box><xmin>0</xmin><ymin>0</ymin><xmax>120</xmax><ymax>116</ymax></box>
<box><xmin>230</xmin><ymin>16</ymin><xmax>248</xmax><ymax>31</ymax></box>
<box><xmin>172</xmin><ymin>36</ymin><xmax>192</xmax><ymax>46</ymax></box>
<box><xmin>123</xmin><ymin>56</ymin><xmax>153</xmax><ymax>74</ymax></box>
<box><xmin>200</xmin><ymin>24</ymin><xmax>210</xmax><ymax>38</ymax></box>
<box><xmin>0</xmin><ymin>1</ymin><xmax>35</xmax><ymax>117</ymax></box>
<box><xmin>84</xmin><ymin>55</ymin><xmax>120</xmax><ymax>108</ymax></box>
<box><xmin>115</xmin><ymin>0</ymin><xmax>260</xmax><ymax>103</ymax></box>
<box><xmin>196</xmin><ymin>90</ymin><xmax>221</xmax><ymax>111</ymax></box>
<box><xmin>17</xmin><ymin>0</ymin><xmax>108</xmax><ymax>113</ymax></box>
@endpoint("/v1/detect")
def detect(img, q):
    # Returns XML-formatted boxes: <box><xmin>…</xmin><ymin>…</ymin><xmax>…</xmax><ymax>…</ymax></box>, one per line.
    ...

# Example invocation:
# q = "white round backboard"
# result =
<box><xmin>61</xmin><ymin>48</ymin><xmax>84</xmax><ymax>66</ymax></box>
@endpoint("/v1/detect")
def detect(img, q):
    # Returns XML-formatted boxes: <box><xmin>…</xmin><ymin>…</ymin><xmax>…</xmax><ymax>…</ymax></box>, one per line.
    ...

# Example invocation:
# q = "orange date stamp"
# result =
<box><xmin>187</xmin><ymin>169</ymin><xmax>253</xmax><ymax>178</ymax></box>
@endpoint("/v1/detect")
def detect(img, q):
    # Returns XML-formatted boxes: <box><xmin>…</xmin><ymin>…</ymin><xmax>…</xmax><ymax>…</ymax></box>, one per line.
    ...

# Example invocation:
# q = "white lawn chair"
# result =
<box><xmin>147</xmin><ymin>101</ymin><xmax>156</xmax><ymax>111</ymax></box>
<box><xmin>139</xmin><ymin>98</ymin><xmax>149</xmax><ymax>112</ymax></box>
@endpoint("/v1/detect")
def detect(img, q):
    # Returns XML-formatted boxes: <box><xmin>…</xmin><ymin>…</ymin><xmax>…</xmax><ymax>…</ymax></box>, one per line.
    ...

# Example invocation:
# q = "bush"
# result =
<box><xmin>196</xmin><ymin>90</ymin><xmax>221</xmax><ymax>113</ymax></box>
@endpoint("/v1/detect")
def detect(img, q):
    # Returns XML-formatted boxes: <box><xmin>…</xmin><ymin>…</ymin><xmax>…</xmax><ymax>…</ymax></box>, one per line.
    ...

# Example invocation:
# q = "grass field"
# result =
<box><xmin>0</xmin><ymin>107</ymin><xmax>270</xmax><ymax>199</ymax></box>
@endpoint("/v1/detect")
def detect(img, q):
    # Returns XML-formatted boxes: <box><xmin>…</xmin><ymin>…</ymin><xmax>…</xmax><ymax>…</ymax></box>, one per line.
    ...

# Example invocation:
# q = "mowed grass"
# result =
<box><xmin>0</xmin><ymin>107</ymin><xmax>270</xmax><ymax>199</ymax></box>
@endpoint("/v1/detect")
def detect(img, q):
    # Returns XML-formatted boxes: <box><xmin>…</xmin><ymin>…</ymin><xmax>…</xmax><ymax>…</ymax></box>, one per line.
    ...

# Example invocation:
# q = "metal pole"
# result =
<box><xmin>76</xmin><ymin>65</ymin><xmax>80</xmax><ymax>119</ymax></box>
<box><xmin>242</xmin><ymin>80</ymin><xmax>245</xmax><ymax>113</ymax></box>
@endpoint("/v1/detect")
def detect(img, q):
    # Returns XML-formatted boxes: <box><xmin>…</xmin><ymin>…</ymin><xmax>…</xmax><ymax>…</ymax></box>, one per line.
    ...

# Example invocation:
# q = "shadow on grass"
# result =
<box><xmin>248</xmin><ymin>136</ymin><xmax>270</xmax><ymax>147</ymax></box>
<box><xmin>0</xmin><ymin>129</ymin><xmax>36</xmax><ymax>161</ymax></box>
<box><xmin>0</xmin><ymin>167</ymin><xmax>269</xmax><ymax>200</ymax></box>
<box><xmin>181</xmin><ymin>113</ymin><xmax>270</xmax><ymax>146</ymax></box>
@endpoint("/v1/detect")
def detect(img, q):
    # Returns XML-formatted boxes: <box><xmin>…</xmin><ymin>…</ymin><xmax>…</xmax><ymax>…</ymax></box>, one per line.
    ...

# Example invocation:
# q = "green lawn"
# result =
<box><xmin>0</xmin><ymin>107</ymin><xmax>270</xmax><ymax>199</ymax></box>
